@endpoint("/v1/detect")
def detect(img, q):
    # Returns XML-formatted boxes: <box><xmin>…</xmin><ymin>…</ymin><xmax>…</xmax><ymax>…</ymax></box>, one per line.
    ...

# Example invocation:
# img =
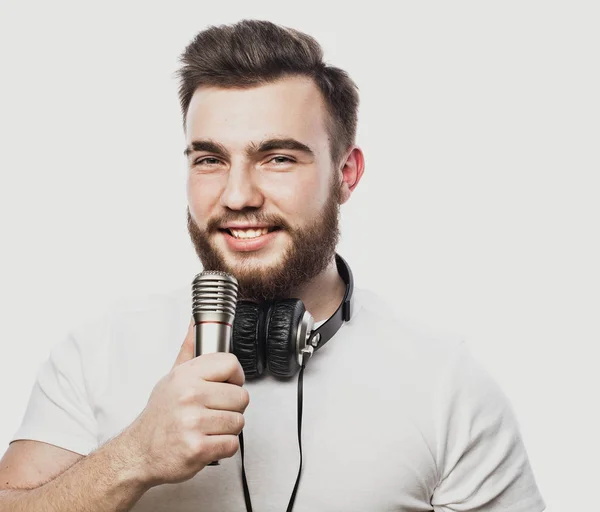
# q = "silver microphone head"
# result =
<box><xmin>192</xmin><ymin>270</ymin><xmax>239</xmax><ymax>323</ymax></box>
<box><xmin>192</xmin><ymin>270</ymin><xmax>239</xmax><ymax>356</ymax></box>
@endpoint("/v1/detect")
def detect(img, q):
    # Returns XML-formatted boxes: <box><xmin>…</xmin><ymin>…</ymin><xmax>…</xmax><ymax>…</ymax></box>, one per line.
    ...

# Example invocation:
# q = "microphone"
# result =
<box><xmin>192</xmin><ymin>270</ymin><xmax>239</xmax><ymax>356</ymax></box>
<box><xmin>192</xmin><ymin>270</ymin><xmax>239</xmax><ymax>466</ymax></box>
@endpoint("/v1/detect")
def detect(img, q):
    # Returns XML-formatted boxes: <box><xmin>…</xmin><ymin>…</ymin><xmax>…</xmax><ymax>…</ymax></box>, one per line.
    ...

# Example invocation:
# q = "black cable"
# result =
<box><xmin>286</xmin><ymin>353</ymin><xmax>307</xmax><ymax>512</ymax></box>
<box><xmin>239</xmin><ymin>430</ymin><xmax>253</xmax><ymax>512</ymax></box>
<box><xmin>240</xmin><ymin>353</ymin><xmax>307</xmax><ymax>512</ymax></box>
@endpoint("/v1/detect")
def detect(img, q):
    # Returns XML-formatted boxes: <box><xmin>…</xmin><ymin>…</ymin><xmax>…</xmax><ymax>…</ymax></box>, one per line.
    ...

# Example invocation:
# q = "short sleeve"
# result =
<box><xmin>10</xmin><ymin>316</ymin><xmax>107</xmax><ymax>456</ymax></box>
<box><xmin>431</xmin><ymin>342</ymin><xmax>545</xmax><ymax>512</ymax></box>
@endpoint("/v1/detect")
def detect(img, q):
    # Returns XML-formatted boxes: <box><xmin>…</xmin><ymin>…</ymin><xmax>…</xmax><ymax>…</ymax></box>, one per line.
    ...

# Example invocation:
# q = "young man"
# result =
<box><xmin>0</xmin><ymin>20</ymin><xmax>545</xmax><ymax>512</ymax></box>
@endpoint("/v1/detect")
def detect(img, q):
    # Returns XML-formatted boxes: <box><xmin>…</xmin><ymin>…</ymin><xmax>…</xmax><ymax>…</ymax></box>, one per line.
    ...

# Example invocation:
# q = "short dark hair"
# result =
<box><xmin>177</xmin><ymin>19</ymin><xmax>359</xmax><ymax>166</ymax></box>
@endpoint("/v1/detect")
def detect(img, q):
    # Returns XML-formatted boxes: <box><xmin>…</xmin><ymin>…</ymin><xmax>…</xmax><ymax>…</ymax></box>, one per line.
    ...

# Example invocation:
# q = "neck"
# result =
<box><xmin>288</xmin><ymin>256</ymin><xmax>346</xmax><ymax>323</ymax></box>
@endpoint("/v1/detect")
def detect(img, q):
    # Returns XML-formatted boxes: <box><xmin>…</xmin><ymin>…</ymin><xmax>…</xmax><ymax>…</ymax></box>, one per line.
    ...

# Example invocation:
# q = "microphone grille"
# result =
<box><xmin>192</xmin><ymin>270</ymin><xmax>239</xmax><ymax>316</ymax></box>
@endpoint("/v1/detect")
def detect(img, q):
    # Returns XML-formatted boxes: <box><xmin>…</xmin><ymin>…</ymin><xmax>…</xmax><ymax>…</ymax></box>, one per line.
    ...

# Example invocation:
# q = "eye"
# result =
<box><xmin>194</xmin><ymin>157</ymin><xmax>222</xmax><ymax>166</ymax></box>
<box><xmin>268</xmin><ymin>156</ymin><xmax>294</xmax><ymax>165</ymax></box>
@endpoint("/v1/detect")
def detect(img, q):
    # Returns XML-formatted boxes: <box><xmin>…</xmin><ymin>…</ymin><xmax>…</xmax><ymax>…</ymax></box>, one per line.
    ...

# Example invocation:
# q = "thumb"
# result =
<box><xmin>173</xmin><ymin>317</ymin><xmax>195</xmax><ymax>368</ymax></box>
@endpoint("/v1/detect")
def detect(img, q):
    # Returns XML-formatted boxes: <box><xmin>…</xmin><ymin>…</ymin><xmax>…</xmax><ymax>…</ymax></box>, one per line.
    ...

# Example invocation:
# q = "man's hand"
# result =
<box><xmin>123</xmin><ymin>319</ymin><xmax>249</xmax><ymax>486</ymax></box>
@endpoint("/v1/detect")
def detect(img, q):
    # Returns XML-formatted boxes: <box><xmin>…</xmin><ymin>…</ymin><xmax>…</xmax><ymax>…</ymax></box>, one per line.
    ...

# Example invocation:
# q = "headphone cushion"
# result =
<box><xmin>266</xmin><ymin>299</ymin><xmax>305</xmax><ymax>378</ymax></box>
<box><xmin>232</xmin><ymin>301</ymin><xmax>265</xmax><ymax>379</ymax></box>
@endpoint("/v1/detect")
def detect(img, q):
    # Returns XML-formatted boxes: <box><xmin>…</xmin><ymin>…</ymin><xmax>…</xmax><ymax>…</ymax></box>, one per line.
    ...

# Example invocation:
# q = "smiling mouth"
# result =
<box><xmin>219</xmin><ymin>226</ymin><xmax>282</xmax><ymax>239</ymax></box>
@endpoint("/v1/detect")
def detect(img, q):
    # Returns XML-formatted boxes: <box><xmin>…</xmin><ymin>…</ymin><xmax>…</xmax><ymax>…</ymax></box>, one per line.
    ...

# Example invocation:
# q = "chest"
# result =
<box><xmin>99</xmin><ymin>365</ymin><xmax>438</xmax><ymax>512</ymax></box>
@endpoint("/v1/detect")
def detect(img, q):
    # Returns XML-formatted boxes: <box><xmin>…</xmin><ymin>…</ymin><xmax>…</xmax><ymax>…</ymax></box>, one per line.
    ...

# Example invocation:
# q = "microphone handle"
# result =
<box><xmin>194</xmin><ymin>321</ymin><xmax>233</xmax><ymax>466</ymax></box>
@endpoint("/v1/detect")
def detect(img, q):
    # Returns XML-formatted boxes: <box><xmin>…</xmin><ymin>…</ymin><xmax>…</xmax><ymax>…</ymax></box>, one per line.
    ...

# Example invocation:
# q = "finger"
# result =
<box><xmin>199</xmin><ymin>381</ymin><xmax>250</xmax><ymax>413</ymax></box>
<box><xmin>189</xmin><ymin>352</ymin><xmax>246</xmax><ymax>387</ymax></box>
<box><xmin>173</xmin><ymin>317</ymin><xmax>195</xmax><ymax>368</ymax></box>
<box><xmin>199</xmin><ymin>434</ymin><xmax>240</xmax><ymax>462</ymax></box>
<box><xmin>195</xmin><ymin>410</ymin><xmax>245</xmax><ymax>436</ymax></box>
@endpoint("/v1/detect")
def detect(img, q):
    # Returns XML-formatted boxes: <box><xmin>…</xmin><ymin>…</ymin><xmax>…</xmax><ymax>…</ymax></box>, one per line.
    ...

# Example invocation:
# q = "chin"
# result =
<box><xmin>218</xmin><ymin>239</ymin><xmax>288</xmax><ymax>271</ymax></box>
<box><xmin>229</xmin><ymin>248</ymin><xmax>285</xmax><ymax>269</ymax></box>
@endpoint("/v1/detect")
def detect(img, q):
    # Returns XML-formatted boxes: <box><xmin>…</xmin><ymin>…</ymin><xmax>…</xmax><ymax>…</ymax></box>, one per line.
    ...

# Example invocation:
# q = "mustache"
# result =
<box><xmin>205</xmin><ymin>211</ymin><xmax>292</xmax><ymax>233</ymax></box>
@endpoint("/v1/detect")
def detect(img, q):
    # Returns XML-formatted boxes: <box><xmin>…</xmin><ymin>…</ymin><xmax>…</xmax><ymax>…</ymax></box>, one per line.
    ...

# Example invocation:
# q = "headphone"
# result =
<box><xmin>231</xmin><ymin>253</ymin><xmax>354</xmax><ymax>379</ymax></box>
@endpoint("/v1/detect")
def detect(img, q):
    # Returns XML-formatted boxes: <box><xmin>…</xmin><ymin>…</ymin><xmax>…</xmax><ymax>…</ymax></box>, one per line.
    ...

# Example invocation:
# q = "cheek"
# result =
<box><xmin>263</xmin><ymin>173</ymin><xmax>327</xmax><ymax>217</ymax></box>
<box><xmin>186</xmin><ymin>175</ymin><xmax>222</xmax><ymax>219</ymax></box>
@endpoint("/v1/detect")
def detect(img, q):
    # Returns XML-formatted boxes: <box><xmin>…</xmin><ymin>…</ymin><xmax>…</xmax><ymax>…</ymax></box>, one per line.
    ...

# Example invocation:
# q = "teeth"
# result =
<box><xmin>229</xmin><ymin>228</ymin><xmax>270</xmax><ymax>239</ymax></box>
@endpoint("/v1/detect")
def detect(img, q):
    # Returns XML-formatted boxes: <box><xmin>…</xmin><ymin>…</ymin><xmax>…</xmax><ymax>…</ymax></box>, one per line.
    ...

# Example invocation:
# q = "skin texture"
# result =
<box><xmin>0</xmin><ymin>441</ymin><xmax>82</xmax><ymax>489</ymax></box>
<box><xmin>0</xmin><ymin>76</ymin><xmax>364</xmax><ymax>510</ymax></box>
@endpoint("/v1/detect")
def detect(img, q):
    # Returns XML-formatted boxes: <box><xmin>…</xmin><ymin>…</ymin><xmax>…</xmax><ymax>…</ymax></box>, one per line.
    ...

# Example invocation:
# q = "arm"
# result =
<box><xmin>431</xmin><ymin>342</ymin><xmax>545</xmax><ymax>511</ymax></box>
<box><xmin>0</xmin><ymin>436</ymin><xmax>149</xmax><ymax>512</ymax></box>
<box><xmin>1</xmin><ymin>324</ymin><xmax>248</xmax><ymax>511</ymax></box>
<box><xmin>0</xmin><ymin>440</ymin><xmax>82</xmax><ymax>489</ymax></box>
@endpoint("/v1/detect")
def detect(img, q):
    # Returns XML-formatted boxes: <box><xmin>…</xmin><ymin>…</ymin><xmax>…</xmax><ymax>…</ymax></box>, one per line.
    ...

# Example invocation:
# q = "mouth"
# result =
<box><xmin>218</xmin><ymin>226</ymin><xmax>282</xmax><ymax>240</ymax></box>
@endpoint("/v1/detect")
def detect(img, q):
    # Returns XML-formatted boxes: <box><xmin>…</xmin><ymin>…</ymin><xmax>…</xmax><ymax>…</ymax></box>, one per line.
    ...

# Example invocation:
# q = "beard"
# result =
<box><xmin>187</xmin><ymin>181</ymin><xmax>341</xmax><ymax>301</ymax></box>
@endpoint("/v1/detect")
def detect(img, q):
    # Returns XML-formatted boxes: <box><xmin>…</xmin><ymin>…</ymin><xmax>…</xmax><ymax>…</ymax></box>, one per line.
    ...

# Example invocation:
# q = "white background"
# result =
<box><xmin>1</xmin><ymin>1</ymin><xmax>598</xmax><ymax>510</ymax></box>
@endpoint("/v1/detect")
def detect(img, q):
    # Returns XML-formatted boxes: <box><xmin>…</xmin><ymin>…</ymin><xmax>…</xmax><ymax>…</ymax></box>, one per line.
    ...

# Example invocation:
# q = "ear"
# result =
<box><xmin>337</xmin><ymin>146</ymin><xmax>365</xmax><ymax>204</ymax></box>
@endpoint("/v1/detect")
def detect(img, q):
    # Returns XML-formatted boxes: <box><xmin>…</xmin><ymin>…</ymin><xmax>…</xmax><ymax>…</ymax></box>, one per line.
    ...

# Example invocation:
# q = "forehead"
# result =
<box><xmin>185</xmin><ymin>76</ymin><xmax>330</xmax><ymax>149</ymax></box>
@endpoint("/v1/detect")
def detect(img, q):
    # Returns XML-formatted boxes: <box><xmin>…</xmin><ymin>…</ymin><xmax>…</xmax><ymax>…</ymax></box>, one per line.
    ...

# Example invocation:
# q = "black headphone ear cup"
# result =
<box><xmin>232</xmin><ymin>301</ymin><xmax>266</xmax><ymax>379</ymax></box>
<box><xmin>266</xmin><ymin>299</ymin><xmax>305</xmax><ymax>378</ymax></box>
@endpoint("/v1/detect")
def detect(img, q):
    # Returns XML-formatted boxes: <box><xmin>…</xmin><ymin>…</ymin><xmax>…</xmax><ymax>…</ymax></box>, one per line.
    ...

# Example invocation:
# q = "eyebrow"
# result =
<box><xmin>184</xmin><ymin>140</ymin><xmax>230</xmax><ymax>158</ymax></box>
<box><xmin>184</xmin><ymin>138</ymin><xmax>314</xmax><ymax>159</ymax></box>
<box><xmin>248</xmin><ymin>138</ymin><xmax>314</xmax><ymax>157</ymax></box>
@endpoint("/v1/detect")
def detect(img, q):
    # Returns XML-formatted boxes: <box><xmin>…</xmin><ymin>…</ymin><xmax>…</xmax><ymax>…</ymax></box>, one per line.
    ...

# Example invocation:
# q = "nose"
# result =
<box><xmin>219</xmin><ymin>161</ymin><xmax>264</xmax><ymax>211</ymax></box>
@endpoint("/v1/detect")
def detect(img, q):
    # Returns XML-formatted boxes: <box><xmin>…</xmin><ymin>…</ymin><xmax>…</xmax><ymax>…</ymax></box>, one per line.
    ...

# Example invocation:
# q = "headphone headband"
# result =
<box><xmin>308</xmin><ymin>253</ymin><xmax>354</xmax><ymax>352</ymax></box>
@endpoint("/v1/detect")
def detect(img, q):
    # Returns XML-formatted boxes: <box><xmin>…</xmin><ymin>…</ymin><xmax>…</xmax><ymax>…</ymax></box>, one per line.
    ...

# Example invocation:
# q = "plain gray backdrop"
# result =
<box><xmin>1</xmin><ymin>2</ymin><xmax>598</xmax><ymax>511</ymax></box>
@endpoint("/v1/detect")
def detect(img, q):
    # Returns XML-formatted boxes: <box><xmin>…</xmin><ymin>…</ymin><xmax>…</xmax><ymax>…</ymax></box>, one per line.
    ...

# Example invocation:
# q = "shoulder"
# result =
<box><xmin>349</xmin><ymin>286</ymin><xmax>466</xmax><ymax>369</ymax></box>
<box><xmin>57</xmin><ymin>285</ymin><xmax>190</xmax><ymax>391</ymax></box>
<box><xmin>65</xmin><ymin>285</ymin><xmax>190</xmax><ymax>353</ymax></box>
<box><xmin>351</xmin><ymin>287</ymin><xmax>513</xmax><ymax>407</ymax></box>
<box><xmin>100</xmin><ymin>284</ymin><xmax>191</xmax><ymax>356</ymax></box>
<box><xmin>107</xmin><ymin>285</ymin><xmax>190</xmax><ymax>321</ymax></box>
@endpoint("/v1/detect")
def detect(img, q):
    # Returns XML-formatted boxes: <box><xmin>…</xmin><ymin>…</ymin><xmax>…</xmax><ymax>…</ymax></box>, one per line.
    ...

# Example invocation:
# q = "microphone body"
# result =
<box><xmin>192</xmin><ymin>270</ymin><xmax>239</xmax><ymax>466</ymax></box>
<box><xmin>193</xmin><ymin>315</ymin><xmax>234</xmax><ymax>356</ymax></box>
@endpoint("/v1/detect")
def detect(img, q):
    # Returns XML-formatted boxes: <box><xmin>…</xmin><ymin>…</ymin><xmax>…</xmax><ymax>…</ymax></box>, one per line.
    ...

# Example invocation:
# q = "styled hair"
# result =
<box><xmin>177</xmin><ymin>19</ymin><xmax>359</xmax><ymax>166</ymax></box>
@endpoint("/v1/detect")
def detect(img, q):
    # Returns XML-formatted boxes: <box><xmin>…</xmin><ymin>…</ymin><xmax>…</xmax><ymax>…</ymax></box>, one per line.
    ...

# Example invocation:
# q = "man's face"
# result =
<box><xmin>185</xmin><ymin>76</ymin><xmax>342</xmax><ymax>300</ymax></box>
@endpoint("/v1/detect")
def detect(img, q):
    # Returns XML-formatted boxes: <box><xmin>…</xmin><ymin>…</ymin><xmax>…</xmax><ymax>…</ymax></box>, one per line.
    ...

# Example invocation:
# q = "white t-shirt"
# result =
<box><xmin>12</xmin><ymin>285</ymin><xmax>545</xmax><ymax>512</ymax></box>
